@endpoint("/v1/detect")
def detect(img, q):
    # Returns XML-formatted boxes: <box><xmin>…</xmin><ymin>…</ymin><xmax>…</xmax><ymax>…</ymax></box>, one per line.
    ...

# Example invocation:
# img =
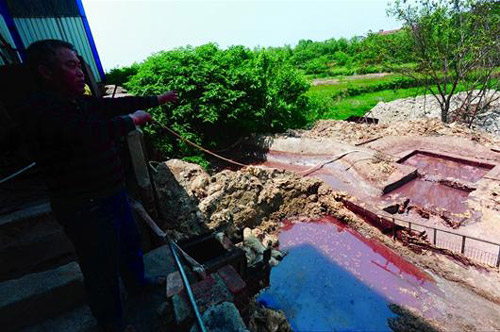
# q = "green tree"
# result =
<box><xmin>105</xmin><ymin>63</ymin><xmax>139</xmax><ymax>86</ymax></box>
<box><xmin>125</xmin><ymin>43</ymin><xmax>309</xmax><ymax>161</ymax></box>
<box><xmin>389</xmin><ymin>0</ymin><xmax>500</xmax><ymax>123</ymax></box>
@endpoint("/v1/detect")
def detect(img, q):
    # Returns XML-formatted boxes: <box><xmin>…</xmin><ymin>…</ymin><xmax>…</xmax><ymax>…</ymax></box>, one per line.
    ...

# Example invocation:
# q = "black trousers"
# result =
<box><xmin>52</xmin><ymin>189</ymin><xmax>145</xmax><ymax>330</ymax></box>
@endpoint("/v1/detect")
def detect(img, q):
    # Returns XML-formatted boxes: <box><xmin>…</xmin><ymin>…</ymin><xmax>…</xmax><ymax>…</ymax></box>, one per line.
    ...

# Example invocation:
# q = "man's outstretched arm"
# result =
<box><xmin>93</xmin><ymin>91</ymin><xmax>178</xmax><ymax>117</ymax></box>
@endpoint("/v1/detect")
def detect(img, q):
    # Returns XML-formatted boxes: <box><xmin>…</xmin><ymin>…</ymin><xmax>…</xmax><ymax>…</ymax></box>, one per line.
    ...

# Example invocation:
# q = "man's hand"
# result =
<box><xmin>157</xmin><ymin>91</ymin><xmax>178</xmax><ymax>105</ymax></box>
<box><xmin>129</xmin><ymin>110</ymin><xmax>152</xmax><ymax>126</ymax></box>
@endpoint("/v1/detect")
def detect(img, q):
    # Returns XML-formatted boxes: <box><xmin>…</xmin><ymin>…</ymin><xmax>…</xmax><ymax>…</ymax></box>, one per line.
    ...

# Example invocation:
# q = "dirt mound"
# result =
<box><xmin>152</xmin><ymin>159</ymin><xmax>210</xmax><ymax>236</ymax></box>
<box><xmin>300</xmin><ymin>118</ymin><xmax>500</xmax><ymax>147</ymax></box>
<box><xmin>153</xmin><ymin>160</ymin><xmax>358</xmax><ymax>240</ymax></box>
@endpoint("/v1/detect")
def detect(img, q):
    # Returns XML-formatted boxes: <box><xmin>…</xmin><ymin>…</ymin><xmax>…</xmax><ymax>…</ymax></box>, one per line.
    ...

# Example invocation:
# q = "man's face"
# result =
<box><xmin>39</xmin><ymin>47</ymin><xmax>85</xmax><ymax>97</ymax></box>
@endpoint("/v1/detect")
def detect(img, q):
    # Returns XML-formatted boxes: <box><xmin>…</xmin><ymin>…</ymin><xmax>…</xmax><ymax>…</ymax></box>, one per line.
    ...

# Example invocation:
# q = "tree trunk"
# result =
<box><xmin>441</xmin><ymin>101</ymin><xmax>450</xmax><ymax>123</ymax></box>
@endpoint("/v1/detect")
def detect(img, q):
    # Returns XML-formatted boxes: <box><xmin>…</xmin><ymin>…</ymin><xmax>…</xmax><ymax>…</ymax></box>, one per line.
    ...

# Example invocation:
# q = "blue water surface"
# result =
<box><xmin>259</xmin><ymin>244</ymin><xmax>395</xmax><ymax>331</ymax></box>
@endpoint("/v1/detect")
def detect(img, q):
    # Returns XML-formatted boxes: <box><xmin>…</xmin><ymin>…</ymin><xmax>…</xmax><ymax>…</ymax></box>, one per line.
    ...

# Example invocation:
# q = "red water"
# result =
<box><xmin>389</xmin><ymin>152</ymin><xmax>493</xmax><ymax>213</ymax></box>
<box><xmin>265</xmin><ymin>217</ymin><xmax>441</xmax><ymax>327</ymax></box>
<box><xmin>260</xmin><ymin>149</ymin><xmax>479</xmax><ymax>216</ymax></box>
<box><xmin>283</xmin><ymin>217</ymin><xmax>434</xmax><ymax>284</ymax></box>
<box><xmin>387</xmin><ymin>178</ymin><xmax>470</xmax><ymax>213</ymax></box>
<box><xmin>402</xmin><ymin>152</ymin><xmax>492</xmax><ymax>183</ymax></box>
<box><xmin>261</xmin><ymin>151</ymin><xmax>365</xmax><ymax>196</ymax></box>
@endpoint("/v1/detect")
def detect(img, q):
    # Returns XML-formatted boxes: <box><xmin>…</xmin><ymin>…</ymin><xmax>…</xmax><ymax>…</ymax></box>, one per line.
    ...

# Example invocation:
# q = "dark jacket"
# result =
<box><xmin>22</xmin><ymin>92</ymin><xmax>159</xmax><ymax>204</ymax></box>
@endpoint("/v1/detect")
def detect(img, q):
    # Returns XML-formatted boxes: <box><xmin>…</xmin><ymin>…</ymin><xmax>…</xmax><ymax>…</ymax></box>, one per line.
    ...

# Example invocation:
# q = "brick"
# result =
<box><xmin>192</xmin><ymin>273</ymin><xmax>233</xmax><ymax>312</ymax></box>
<box><xmin>166</xmin><ymin>271</ymin><xmax>184</xmax><ymax>298</ymax></box>
<box><xmin>217</xmin><ymin>265</ymin><xmax>246</xmax><ymax>295</ymax></box>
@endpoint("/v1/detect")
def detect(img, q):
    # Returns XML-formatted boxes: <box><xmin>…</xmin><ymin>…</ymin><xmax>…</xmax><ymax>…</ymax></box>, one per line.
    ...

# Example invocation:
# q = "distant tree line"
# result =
<box><xmin>107</xmin><ymin>30</ymin><xmax>416</xmax><ymax>85</ymax></box>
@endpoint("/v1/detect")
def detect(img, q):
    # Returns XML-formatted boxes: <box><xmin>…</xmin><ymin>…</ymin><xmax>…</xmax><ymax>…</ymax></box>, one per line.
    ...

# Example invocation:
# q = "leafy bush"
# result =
<box><xmin>125</xmin><ymin>43</ymin><xmax>310</xmax><ymax>161</ymax></box>
<box><xmin>105</xmin><ymin>63</ymin><xmax>139</xmax><ymax>86</ymax></box>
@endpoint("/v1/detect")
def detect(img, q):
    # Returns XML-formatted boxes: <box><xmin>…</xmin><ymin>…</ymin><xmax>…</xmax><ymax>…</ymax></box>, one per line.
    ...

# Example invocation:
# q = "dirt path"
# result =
<box><xmin>311</xmin><ymin>72</ymin><xmax>392</xmax><ymax>86</ymax></box>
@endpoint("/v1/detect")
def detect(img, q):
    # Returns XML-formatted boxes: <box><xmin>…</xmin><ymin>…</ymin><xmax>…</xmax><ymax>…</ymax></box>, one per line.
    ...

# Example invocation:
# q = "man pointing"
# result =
<box><xmin>23</xmin><ymin>39</ymin><xmax>176</xmax><ymax>331</ymax></box>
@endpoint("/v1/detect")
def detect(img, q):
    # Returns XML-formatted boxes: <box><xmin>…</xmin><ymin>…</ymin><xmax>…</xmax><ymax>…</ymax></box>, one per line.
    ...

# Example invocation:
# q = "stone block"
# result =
<box><xmin>172</xmin><ymin>293</ymin><xmax>192</xmax><ymax>326</ymax></box>
<box><xmin>0</xmin><ymin>261</ymin><xmax>85</xmax><ymax>331</ymax></box>
<box><xmin>190</xmin><ymin>302</ymin><xmax>248</xmax><ymax>332</ymax></box>
<box><xmin>167</xmin><ymin>271</ymin><xmax>184</xmax><ymax>298</ymax></box>
<box><xmin>217</xmin><ymin>265</ymin><xmax>246</xmax><ymax>295</ymax></box>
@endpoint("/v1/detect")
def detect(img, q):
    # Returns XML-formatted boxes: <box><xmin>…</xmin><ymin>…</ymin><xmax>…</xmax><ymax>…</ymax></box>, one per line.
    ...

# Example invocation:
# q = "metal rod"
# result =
<box><xmin>496</xmin><ymin>246</ymin><xmax>500</xmax><ymax>269</ymax></box>
<box><xmin>111</xmin><ymin>84</ymin><xmax>118</xmax><ymax>98</ymax></box>
<box><xmin>0</xmin><ymin>162</ymin><xmax>36</xmax><ymax>184</ymax></box>
<box><xmin>433</xmin><ymin>228</ymin><xmax>437</xmax><ymax>245</ymax></box>
<box><xmin>461</xmin><ymin>236</ymin><xmax>466</xmax><ymax>254</ymax></box>
<box><xmin>130</xmin><ymin>198</ymin><xmax>206</xmax><ymax>331</ymax></box>
<box><xmin>168</xmin><ymin>240</ymin><xmax>207</xmax><ymax>332</ymax></box>
<box><xmin>392</xmin><ymin>218</ymin><xmax>396</xmax><ymax>239</ymax></box>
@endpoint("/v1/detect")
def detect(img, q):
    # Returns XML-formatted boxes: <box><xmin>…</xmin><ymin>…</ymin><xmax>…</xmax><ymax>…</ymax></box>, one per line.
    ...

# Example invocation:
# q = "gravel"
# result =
<box><xmin>369</xmin><ymin>90</ymin><xmax>500</xmax><ymax>136</ymax></box>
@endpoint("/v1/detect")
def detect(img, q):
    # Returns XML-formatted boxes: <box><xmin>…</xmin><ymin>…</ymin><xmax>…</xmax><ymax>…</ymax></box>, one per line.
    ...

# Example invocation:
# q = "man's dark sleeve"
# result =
<box><xmin>90</xmin><ymin>96</ymin><xmax>160</xmax><ymax>117</ymax></box>
<box><xmin>35</xmin><ymin>99</ymin><xmax>137</xmax><ymax>144</ymax></box>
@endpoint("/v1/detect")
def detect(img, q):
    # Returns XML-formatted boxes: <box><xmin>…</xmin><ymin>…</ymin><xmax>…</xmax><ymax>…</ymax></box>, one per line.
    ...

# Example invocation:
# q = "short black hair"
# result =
<box><xmin>25</xmin><ymin>39</ymin><xmax>76</xmax><ymax>78</ymax></box>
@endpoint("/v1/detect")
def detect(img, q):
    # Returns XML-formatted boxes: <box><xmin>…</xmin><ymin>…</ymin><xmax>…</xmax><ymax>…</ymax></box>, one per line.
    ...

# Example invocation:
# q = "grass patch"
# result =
<box><xmin>305</xmin><ymin>72</ymin><xmax>496</xmax><ymax>123</ymax></box>
<box><xmin>309</xmin><ymin>74</ymin><xmax>401</xmax><ymax>92</ymax></box>
<box><xmin>324</xmin><ymin>86</ymin><xmax>431</xmax><ymax>119</ymax></box>
<box><xmin>306</xmin><ymin>84</ymin><xmax>466</xmax><ymax>121</ymax></box>
<box><xmin>305</xmin><ymin>76</ymin><xmax>428</xmax><ymax>121</ymax></box>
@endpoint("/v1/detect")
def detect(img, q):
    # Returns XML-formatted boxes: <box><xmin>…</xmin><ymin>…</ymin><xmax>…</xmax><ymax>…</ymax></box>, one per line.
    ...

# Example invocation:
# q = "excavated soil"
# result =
<box><xmin>297</xmin><ymin>118</ymin><xmax>500</xmax><ymax>147</ymax></box>
<box><xmin>152</xmin><ymin>160</ymin><xmax>354</xmax><ymax>241</ymax></box>
<box><xmin>153</xmin><ymin>157</ymin><xmax>500</xmax><ymax>331</ymax></box>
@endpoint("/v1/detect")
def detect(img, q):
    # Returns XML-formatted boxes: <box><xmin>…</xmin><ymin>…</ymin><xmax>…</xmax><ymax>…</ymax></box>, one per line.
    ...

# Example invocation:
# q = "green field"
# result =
<box><xmin>307</xmin><ymin>86</ymin><xmax>427</xmax><ymax>120</ymax></box>
<box><xmin>304</xmin><ymin>74</ymin><xmax>477</xmax><ymax>121</ymax></box>
<box><xmin>310</xmin><ymin>73</ymin><xmax>401</xmax><ymax>91</ymax></box>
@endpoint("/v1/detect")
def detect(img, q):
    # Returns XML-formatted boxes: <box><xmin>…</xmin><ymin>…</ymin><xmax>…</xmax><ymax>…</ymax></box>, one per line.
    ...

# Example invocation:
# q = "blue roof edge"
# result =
<box><xmin>0</xmin><ymin>0</ymin><xmax>26</xmax><ymax>61</ymax></box>
<box><xmin>75</xmin><ymin>0</ymin><xmax>106</xmax><ymax>81</ymax></box>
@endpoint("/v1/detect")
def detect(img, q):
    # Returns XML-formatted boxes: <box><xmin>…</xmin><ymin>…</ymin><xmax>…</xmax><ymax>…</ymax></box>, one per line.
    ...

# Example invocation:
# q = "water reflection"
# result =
<box><xmin>258</xmin><ymin>219</ymin><xmax>439</xmax><ymax>331</ymax></box>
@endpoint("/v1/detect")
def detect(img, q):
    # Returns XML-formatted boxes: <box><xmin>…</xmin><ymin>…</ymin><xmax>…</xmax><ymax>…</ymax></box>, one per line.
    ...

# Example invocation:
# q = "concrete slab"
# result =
<box><xmin>0</xmin><ymin>201</ymin><xmax>51</xmax><ymax>228</ymax></box>
<box><xmin>0</xmin><ymin>201</ymin><xmax>75</xmax><ymax>282</ymax></box>
<box><xmin>22</xmin><ymin>304</ymin><xmax>96</xmax><ymax>332</ymax></box>
<box><xmin>0</xmin><ymin>262</ymin><xmax>85</xmax><ymax>332</ymax></box>
<box><xmin>5</xmin><ymin>244</ymin><xmax>176</xmax><ymax>331</ymax></box>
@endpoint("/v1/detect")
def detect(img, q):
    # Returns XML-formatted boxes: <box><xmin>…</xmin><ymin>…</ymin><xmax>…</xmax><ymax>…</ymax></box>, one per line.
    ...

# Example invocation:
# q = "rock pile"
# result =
<box><xmin>368</xmin><ymin>90</ymin><xmax>500</xmax><ymax>136</ymax></box>
<box><xmin>247</xmin><ymin>303</ymin><xmax>291</xmax><ymax>332</ymax></box>
<box><xmin>241</xmin><ymin>228</ymin><xmax>283</xmax><ymax>267</ymax></box>
<box><xmin>474</xmin><ymin>108</ymin><xmax>500</xmax><ymax>136</ymax></box>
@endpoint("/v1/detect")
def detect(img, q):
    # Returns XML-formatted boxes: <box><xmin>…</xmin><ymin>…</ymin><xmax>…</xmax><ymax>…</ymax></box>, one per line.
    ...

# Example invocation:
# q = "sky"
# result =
<box><xmin>81</xmin><ymin>0</ymin><xmax>401</xmax><ymax>71</ymax></box>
